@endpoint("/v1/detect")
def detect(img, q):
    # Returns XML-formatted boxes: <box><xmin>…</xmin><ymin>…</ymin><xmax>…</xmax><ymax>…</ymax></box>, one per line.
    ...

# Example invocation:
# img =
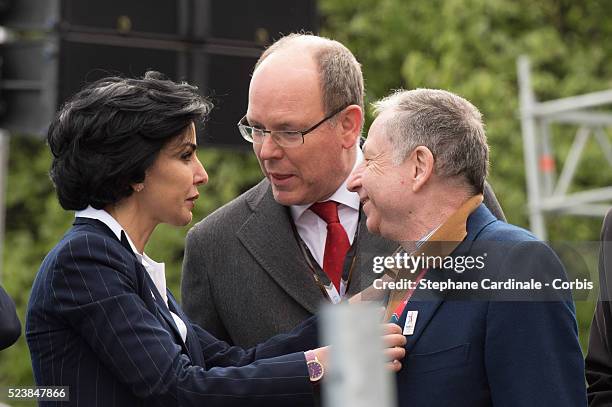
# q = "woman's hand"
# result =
<box><xmin>307</xmin><ymin>323</ymin><xmax>406</xmax><ymax>380</ymax></box>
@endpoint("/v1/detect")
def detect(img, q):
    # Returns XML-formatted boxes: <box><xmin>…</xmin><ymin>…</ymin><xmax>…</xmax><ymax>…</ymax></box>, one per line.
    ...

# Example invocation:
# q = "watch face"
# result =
<box><xmin>307</xmin><ymin>360</ymin><xmax>324</xmax><ymax>382</ymax></box>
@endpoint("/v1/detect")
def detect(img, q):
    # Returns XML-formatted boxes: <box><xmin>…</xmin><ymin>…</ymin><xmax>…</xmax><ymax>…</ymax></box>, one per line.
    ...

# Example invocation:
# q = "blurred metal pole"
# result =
<box><xmin>518</xmin><ymin>56</ymin><xmax>547</xmax><ymax>239</ymax></box>
<box><xmin>517</xmin><ymin>55</ymin><xmax>612</xmax><ymax>236</ymax></box>
<box><xmin>321</xmin><ymin>303</ymin><xmax>396</xmax><ymax>407</ymax></box>
<box><xmin>0</xmin><ymin>129</ymin><xmax>8</xmax><ymax>281</ymax></box>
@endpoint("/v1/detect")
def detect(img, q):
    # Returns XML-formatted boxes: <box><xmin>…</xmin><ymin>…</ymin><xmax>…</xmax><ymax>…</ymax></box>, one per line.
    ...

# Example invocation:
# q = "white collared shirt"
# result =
<box><xmin>76</xmin><ymin>206</ymin><xmax>188</xmax><ymax>342</ymax></box>
<box><xmin>289</xmin><ymin>148</ymin><xmax>363</xmax><ymax>303</ymax></box>
<box><xmin>418</xmin><ymin>226</ymin><xmax>440</xmax><ymax>248</ymax></box>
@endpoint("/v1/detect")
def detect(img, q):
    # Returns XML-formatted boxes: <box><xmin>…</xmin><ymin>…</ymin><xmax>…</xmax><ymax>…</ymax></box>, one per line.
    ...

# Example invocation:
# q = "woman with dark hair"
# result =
<box><xmin>25</xmin><ymin>72</ymin><xmax>405</xmax><ymax>407</ymax></box>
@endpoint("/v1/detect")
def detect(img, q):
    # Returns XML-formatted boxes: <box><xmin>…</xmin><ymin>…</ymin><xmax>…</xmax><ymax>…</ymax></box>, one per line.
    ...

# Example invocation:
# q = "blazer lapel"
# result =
<box><xmin>74</xmin><ymin>217</ymin><xmax>192</xmax><ymax>354</ymax></box>
<box><xmin>167</xmin><ymin>292</ymin><xmax>203</xmax><ymax>365</ymax></box>
<box><xmin>397</xmin><ymin>202</ymin><xmax>498</xmax><ymax>353</ymax></box>
<box><xmin>399</xmin><ymin>271</ymin><xmax>446</xmax><ymax>353</ymax></box>
<box><xmin>236</xmin><ymin>181</ymin><xmax>324</xmax><ymax>314</ymax></box>
<box><xmin>349</xmin><ymin>211</ymin><xmax>398</xmax><ymax>296</ymax></box>
<box><xmin>144</xmin><ymin>276</ymin><xmax>191</xmax><ymax>355</ymax></box>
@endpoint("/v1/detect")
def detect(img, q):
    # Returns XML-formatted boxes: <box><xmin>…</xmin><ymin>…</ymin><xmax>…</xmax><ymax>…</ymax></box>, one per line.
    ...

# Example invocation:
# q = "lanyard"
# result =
<box><xmin>389</xmin><ymin>268</ymin><xmax>428</xmax><ymax>324</ymax></box>
<box><xmin>291</xmin><ymin>210</ymin><xmax>361</xmax><ymax>304</ymax></box>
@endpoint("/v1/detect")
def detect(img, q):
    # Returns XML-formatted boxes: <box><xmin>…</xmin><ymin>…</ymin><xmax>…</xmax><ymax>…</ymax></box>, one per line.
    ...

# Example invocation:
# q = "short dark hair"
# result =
<box><xmin>47</xmin><ymin>71</ymin><xmax>212</xmax><ymax>211</ymax></box>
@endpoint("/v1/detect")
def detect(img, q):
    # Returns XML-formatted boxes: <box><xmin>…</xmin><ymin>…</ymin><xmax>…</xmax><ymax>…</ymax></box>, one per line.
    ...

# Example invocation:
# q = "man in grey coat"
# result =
<box><xmin>181</xmin><ymin>33</ymin><xmax>504</xmax><ymax>347</ymax></box>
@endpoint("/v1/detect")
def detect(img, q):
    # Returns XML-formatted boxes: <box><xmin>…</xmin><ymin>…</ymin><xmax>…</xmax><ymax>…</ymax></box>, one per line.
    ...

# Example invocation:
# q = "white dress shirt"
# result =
<box><xmin>290</xmin><ymin>149</ymin><xmax>363</xmax><ymax>303</ymax></box>
<box><xmin>76</xmin><ymin>206</ymin><xmax>188</xmax><ymax>342</ymax></box>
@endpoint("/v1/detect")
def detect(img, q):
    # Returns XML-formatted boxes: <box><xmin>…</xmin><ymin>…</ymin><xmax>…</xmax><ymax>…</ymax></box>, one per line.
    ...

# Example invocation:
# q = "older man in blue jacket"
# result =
<box><xmin>348</xmin><ymin>88</ymin><xmax>586</xmax><ymax>406</ymax></box>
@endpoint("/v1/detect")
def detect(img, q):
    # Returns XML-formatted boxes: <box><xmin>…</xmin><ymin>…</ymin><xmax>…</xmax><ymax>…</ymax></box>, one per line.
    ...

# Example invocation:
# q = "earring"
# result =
<box><xmin>134</xmin><ymin>184</ymin><xmax>144</xmax><ymax>192</ymax></box>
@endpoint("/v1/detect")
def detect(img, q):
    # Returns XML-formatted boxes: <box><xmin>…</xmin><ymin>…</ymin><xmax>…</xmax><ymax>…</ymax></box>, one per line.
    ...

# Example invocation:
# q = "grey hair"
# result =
<box><xmin>255</xmin><ymin>33</ymin><xmax>364</xmax><ymax>117</ymax></box>
<box><xmin>373</xmin><ymin>89</ymin><xmax>489</xmax><ymax>193</ymax></box>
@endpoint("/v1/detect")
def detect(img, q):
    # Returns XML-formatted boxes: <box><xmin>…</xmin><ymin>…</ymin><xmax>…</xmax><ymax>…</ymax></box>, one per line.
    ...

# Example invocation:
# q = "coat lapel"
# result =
<box><xmin>399</xmin><ymin>271</ymin><xmax>446</xmax><ymax>353</ymax></box>
<box><xmin>236</xmin><ymin>180</ymin><xmax>323</xmax><ymax>314</ymax></box>
<box><xmin>348</xmin><ymin>213</ymin><xmax>399</xmax><ymax>296</ymax></box>
<box><xmin>167</xmin><ymin>292</ymin><xmax>203</xmax><ymax>365</ymax></box>
<box><xmin>136</xmin><ymin>258</ymin><xmax>192</xmax><ymax>356</ymax></box>
<box><xmin>383</xmin><ymin>196</ymin><xmax>483</xmax><ymax>322</ymax></box>
<box><xmin>236</xmin><ymin>180</ymin><xmax>398</xmax><ymax>311</ymax></box>
<box><xmin>74</xmin><ymin>217</ymin><xmax>192</xmax><ymax>355</ymax></box>
<box><xmin>397</xmin><ymin>202</ymin><xmax>499</xmax><ymax>352</ymax></box>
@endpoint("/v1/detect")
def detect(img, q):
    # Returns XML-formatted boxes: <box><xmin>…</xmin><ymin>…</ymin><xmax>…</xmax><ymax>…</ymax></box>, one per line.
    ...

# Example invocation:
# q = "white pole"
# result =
<box><xmin>517</xmin><ymin>56</ymin><xmax>547</xmax><ymax>239</ymax></box>
<box><xmin>321</xmin><ymin>303</ymin><xmax>397</xmax><ymax>407</ymax></box>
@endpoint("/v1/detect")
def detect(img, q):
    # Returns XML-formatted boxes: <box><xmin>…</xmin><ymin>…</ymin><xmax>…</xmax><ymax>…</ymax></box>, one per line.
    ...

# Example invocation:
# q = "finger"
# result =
<box><xmin>384</xmin><ymin>347</ymin><xmax>406</xmax><ymax>361</ymax></box>
<box><xmin>385</xmin><ymin>359</ymin><xmax>402</xmax><ymax>372</ymax></box>
<box><xmin>382</xmin><ymin>323</ymin><xmax>402</xmax><ymax>335</ymax></box>
<box><xmin>383</xmin><ymin>333</ymin><xmax>407</xmax><ymax>348</ymax></box>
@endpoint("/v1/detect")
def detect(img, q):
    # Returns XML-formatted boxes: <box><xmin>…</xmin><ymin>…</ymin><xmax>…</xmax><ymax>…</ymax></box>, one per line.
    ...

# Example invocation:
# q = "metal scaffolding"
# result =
<box><xmin>518</xmin><ymin>56</ymin><xmax>612</xmax><ymax>240</ymax></box>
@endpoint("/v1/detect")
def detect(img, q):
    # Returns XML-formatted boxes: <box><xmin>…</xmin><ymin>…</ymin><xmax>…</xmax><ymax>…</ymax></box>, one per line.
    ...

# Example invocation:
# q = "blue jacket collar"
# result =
<box><xmin>454</xmin><ymin>204</ymin><xmax>499</xmax><ymax>256</ymax></box>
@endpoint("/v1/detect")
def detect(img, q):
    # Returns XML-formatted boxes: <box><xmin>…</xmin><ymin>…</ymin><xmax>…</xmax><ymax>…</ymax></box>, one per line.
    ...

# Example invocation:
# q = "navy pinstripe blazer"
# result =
<box><xmin>0</xmin><ymin>285</ymin><xmax>21</xmax><ymax>350</ymax></box>
<box><xmin>393</xmin><ymin>205</ymin><xmax>586</xmax><ymax>406</ymax></box>
<box><xmin>26</xmin><ymin>217</ymin><xmax>317</xmax><ymax>406</ymax></box>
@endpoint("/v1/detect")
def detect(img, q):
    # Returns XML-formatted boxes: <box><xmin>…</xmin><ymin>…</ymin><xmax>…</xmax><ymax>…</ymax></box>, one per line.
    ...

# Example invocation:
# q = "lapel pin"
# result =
<box><xmin>403</xmin><ymin>310</ymin><xmax>418</xmax><ymax>335</ymax></box>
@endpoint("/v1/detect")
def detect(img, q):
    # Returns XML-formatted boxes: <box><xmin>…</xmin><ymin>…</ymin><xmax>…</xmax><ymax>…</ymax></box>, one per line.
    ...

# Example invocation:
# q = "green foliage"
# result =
<box><xmin>2</xmin><ymin>0</ymin><xmax>612</xmax><ymax>389</ymax></box>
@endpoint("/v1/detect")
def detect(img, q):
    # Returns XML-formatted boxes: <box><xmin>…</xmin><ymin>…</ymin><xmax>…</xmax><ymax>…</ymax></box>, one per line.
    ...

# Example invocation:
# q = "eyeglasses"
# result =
<box><xmin>237</xmin><ymin>105</ymin><xmax>347</xmax><ymax>148</ymax></box>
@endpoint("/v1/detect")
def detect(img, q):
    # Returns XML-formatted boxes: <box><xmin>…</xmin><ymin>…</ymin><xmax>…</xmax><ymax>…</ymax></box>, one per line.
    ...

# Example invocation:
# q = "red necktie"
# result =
<box><xmin>310</xmin><ymin>201</ymin><xmax>351</xmax><ymax>291</ymax></box>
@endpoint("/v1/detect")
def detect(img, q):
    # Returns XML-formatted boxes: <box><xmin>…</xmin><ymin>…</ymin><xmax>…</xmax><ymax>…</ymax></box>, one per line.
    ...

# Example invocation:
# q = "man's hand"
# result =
<box><xmin>382</xmin><ymin>323</ymin><xmax>406</xmax><ymax>372</ymax></box>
